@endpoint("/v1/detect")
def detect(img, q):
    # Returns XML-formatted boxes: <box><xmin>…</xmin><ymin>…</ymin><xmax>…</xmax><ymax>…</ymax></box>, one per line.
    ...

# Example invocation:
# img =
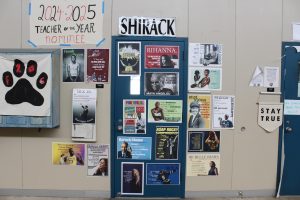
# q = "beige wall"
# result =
<box><xmin>0</xmin><ymin>0</ymin><xmax>298</xmax><ymax>197</ymax></box>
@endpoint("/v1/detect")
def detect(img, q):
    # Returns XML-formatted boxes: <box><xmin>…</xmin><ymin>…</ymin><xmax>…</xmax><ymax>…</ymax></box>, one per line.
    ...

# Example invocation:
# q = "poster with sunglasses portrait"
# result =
<box><xmin>118</xmin><ymin>42</ymin><xmax>141</xmax><ymax>76</ymax></box>
<box><xmin>144</xmin><ymin>72</ymin><xmax>179</xmax><ymax>96</ymax></box>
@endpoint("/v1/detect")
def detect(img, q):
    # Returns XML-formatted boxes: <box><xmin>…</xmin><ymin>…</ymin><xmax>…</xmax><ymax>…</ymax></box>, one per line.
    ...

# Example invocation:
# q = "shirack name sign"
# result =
<box><xmin>258</xmin><ymin>103</ymin><xmax>283</xmax><ymax>132</ymax></box>
<box><xmin>119</xmin><ymin>16</ymin><xmax>176</xmax><ymax>37</ymax></box>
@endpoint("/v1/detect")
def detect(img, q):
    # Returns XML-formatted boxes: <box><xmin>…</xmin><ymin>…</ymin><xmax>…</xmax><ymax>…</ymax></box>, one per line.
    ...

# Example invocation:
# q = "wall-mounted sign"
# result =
<box><xmin>30</xmin><ymin>0</ymin><xmax>104</xmax><ymax>46</ymax></box>
<box><xmin>258</xmin><ymin>103</ymin><xmax>283</xmax><ymax>132</ymax></box>
<box><xmin>119</xmin><ymin>16</ymin><xmax>176</xmax><ymax>37</ymax></box>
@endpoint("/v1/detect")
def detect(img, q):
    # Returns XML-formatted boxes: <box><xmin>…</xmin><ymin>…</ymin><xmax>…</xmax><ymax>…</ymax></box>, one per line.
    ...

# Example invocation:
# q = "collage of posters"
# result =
<box><xmin>117</xmin><ymin>42</ymin><xmax>183</xmax><ymax>195</ymax></box>
<box><xmin>63</xmin><ymin>48</ymin><xmax>109</xmax><ymax>83</ymax></box>
<box><xmin>72</xmin><ymin>89</ymin><xmax>97</xmax><ymax>142</ymax></box>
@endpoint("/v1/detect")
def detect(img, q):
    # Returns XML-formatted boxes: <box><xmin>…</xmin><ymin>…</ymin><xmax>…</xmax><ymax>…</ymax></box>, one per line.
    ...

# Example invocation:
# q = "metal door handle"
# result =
<box><xmin>286</xmin><ymin>127</ymin><xmax>292</xmax><ymax>132</ymax></box>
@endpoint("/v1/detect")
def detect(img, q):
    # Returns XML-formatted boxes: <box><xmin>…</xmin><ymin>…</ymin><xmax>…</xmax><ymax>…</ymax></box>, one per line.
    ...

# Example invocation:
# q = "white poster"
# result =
<box><xmin>0</xmin><ymin>53</ymin><xmax>52</xmax><ymax>116</ymax></box>
<box><xmin>189</xmin><ymin>43</ymin><xmax>222</xmax><ymax>67</ymax></box>
<box><xmin>263</xmin><ymin>67</ymin><xmax>279</xmax><ymax>88</ymax></box>
<box><xmin>188</xmin><ymin>67</ymin><xmax>222</xmax><ymax>91</ymax></box>
<box><xmin>186</xmin><ymin>154</ymin><xmax>220</xmax><ymax>176</ymax></box>
<box><xmin>249</xmin><ymin>66</ymin><xmax>263</xmax><ymax>87</ymax></box>
<box><xmin>72</xmin><ymin>89</ymin><xmax>97</xmax><ymax>142</ymax></box>
<box><xmin>213</xmin><ymin>95</ymin><xmax>235</xmax><ymax>129</ymax></box>
<box><xmin>284</xmin><ymin>100</ymin><xmax>300</xmax><ymax>115</ymax></box>
<box><xmin>258</xmin><ymin>103</ymin><xmax>283</xmax><ymax>132</ymax></box>
<box><xmin>87</xmin><ymin>144</ymin><xmax>109</xmax><ymax>176</ymax></box>
<box><xmin>30</xmin><ymin>0</ymin><xmax>104</xmax><ymax>46</ymax></box>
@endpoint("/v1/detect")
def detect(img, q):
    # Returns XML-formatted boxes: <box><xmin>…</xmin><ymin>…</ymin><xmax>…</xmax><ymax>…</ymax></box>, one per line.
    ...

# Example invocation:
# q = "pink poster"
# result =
<box><xmin>145</xmin><ymin>45</ymin><xmax>179</xmax><ymax>69</ymax></box>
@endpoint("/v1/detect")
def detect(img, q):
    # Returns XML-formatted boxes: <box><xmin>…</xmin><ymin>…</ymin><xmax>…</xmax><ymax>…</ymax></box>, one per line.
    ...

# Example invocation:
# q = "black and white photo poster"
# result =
<box><xmin>87</xmin><ymin>144</ymin><xmax>109</xmax><ymax>176</ymax></box>
<box><xmin>213</xmin><ymin>95</ymin><xmax>235</xmax><ymax>129</ymax></box>
<box><xmin>72</xmin><ymin>89</ymin><xmax>97</xmax><ymax>141</ymax></box>
<box><xmin>189</xmin><ymin>43</ymin><xmax>222</xmax><ymax>66</ymax></box>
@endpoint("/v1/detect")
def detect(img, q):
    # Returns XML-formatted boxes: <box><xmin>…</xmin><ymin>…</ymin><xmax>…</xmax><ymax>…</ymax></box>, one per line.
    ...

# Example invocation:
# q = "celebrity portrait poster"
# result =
<box><xmin>121</xmin><ymin>162</ymin><xmax>144</xmax><ymax>195</ymax></box>
<box><xmin>188</xmin><ymin>131</ymin><xmax>221</xmax><ymax>152</ymax></box>
<box><xmin>148</xmin><ymin>100</ymin><xmax>183</xmax><ymax>123</ymax></box>
<box><xmin>144</xmin><ymin>72</ymin><xmax>179</xmax><ymax>96</ymax></box>
<box><xmin>145</xmin><ymin>45</ymin><xmax>179</xmax><ymax>69</ymax></box>
<box><xmin>189</xmin><ymin>43</ymin><xmax>222</xmax><ymax>66</ymax></box>
<box><xmin>63</xmin><ymin>49</ymin><xmax>84</xmax><ymax>82</ymax></box>
<box><xmin>155</xmin><ymin>126</ymin><xmax>179</xmax><ymax>160</ymax></box>
<box><xmin>52</xmin><ymin>142</ymin><xmax>85</xmax><ymax>166</ymax></box>
<box><xmin>117</xmin><ymin>136</ymin><xmax>152</xmax><ymax>160</ymax></box>
<box><xmin>87</xmin><ymin>144</ymin><xmax>109</xmax><ymax>176</ymax></box>
<box><xmin>118</xmin><ymin>42</ymin><xmax>141</xmax><ymax>76</ymax></box>
<box><xmin>186</xmin><ymin>153</ymin><xmax>220</xmax><ymax>176</ymax></box>
<box><xmin>187</xmin><ymin>95</ymin><xmax>211</xmax><ymax>129</ymax></box>
<box><xmin>0</xmin><ymin>53</ymin><xmax>52</xmax><ymax>116</ymax></box>
<box><xmin>87</xmin><ymin>49</ymin><xmax>109</xmax><ymax>82</ymax></box>
<box><xmin>213</xmin><ymin>95</ymin><xmax>235</xmax><ymax>129</ymax></box>
<box><xmin>188</xmin><ymin>67</ymin><xmax>222</xmax><ymax>91</ymax></box>
<box><xmin>123</xmin><ymin>99</ymin><xmax>146</xmax><ymax>134</ymax></box>
<box><xmin>72</xmin><ymin>89</ymin><xmax>97</xmax><ymax>142</ymax></box>
<box><xmin>146</xmin><ymin>163</ymin><xmax>180</xmax><ymax>185</ymax></box>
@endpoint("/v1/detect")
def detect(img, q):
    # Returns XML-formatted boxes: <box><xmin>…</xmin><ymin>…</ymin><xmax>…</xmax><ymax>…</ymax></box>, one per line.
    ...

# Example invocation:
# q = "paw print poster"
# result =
<box><xmin>0</xmin><ymin>54</ymin><xmax>51</xmax><ymax>116</ymax></box>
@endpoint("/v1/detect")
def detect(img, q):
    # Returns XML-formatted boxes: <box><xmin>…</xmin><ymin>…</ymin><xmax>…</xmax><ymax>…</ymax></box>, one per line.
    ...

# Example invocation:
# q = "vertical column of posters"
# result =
<box><xmin>213</xmin><ymin>95</ymin><xmax>235</xmax><ymax>129</ymax></box>
<box><xmin>52</xmin><ymin>142</ymin><xmax>85</xmax><ymax>166</ymax></box>
<box><xmin>123</xmin><ymin>99</ymin><xmax>146</xmax><ymax>134</ymax></box>
<box><xmin>87</xmin><ymin>144</ymin><xmax>109</xmax><ymax>176</ymax></box>
<box><xmin>118</xmin><ymin>42</ymin><xmax>141</xmax><ymax>76</ymax></box>
<box><xmin>187</xmin><ymin>95</ymin><xmax>211</xmax><ymax>129</ymax></box>
<box><xmin>186</xmin><ymin>154</ymin><xmax>220</xmax><ymax>176</ymax></box>
<box><xmin>148</xmin><ymin>100</ymin><xmax>182</xmax><ymax>123</ymax></box>
<box><xmin>121</xmin><ymin>162</ymin><xmax>144</xmax><ymax>195</ymax></box>
<box><xmin>155</xmin><ymin>126</ymin><xmax>179</xmax><ymax>160</ymax></box>
<box><xmin>72</xmin><ymin>89</ymin><xmax>97</xmax><ymax>141</ymax></box>
<box><xmin>146</xmin><ymin>163</ymin><xmax>180</xmax><ymax>185</ymax></box>
<box><xmin>144</xmin><ymin>45</ymin><xmax>179</xmax><ymax>69</ymax></box>
<box><xmin>87</xmin><ymin>49</ymin><xmax>109</xmax><ymax>82</ymax></box>
<box><xmin>188</xmin><ymin>131</ymin><xmax>220</xmax><ymax>152</ymax></box>
<box><xmin>63</xmin><ymin>49</ymin><xmax>84</xmax><ymax>82</ymax></box>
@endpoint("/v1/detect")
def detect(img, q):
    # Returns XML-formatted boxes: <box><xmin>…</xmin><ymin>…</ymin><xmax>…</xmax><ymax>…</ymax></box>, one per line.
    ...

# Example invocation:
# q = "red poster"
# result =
<box><xmin>145</xmin><ymin>45</ymin><xmax>179</xmax><ymax>69</ymax></box>
<box><xmin>87</xmin><ymin>49</ymin><xmax>109</xmax><ymax>82</ymax></box>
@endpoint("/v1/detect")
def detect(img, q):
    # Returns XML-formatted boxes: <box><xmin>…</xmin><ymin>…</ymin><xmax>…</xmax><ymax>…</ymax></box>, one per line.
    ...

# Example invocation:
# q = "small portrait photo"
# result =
<box><xmin>91</xmin><ymin>158</ymin><xmax>108</xmax><ymax>176</ymax></box>
<box><xmin>63</xmin><ymin>49</ymin><xmax>84</xmax><ymax>82</ymax></box>
<box><xmin>121</xmin><ymin>162</ymin><xmax>144</xmax><ymax>195</ymax></box>
<box><xmin>204</xmin><ymin>131</ymin><xmax>220</xmax><ymax>152</ymax></box>
<box><xmin>117</xmin><ymin>141</ymin><xmax>132</xmax><ymax>159</ymax></box>
<box><xmin>188</xmin><ymin>131</ymin><xmax>205</xmax><ymax>152</ymax></box>
<box><xmin>144</xmin><ymin>72</ymin><xmax>179</xmax><ymax>96</ymax></box>
<box><xmin>199</xmin><ymin>44</ymin><xmax>222</xmax><ymax>66</ymax></box>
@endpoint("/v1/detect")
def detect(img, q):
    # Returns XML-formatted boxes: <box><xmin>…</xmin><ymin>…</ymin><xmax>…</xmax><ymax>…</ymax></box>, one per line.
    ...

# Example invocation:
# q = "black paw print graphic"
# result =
<box><xmin>2</xmin><ymin>59</ymin><xmax>48</xmax><ymax>106</ymax></box>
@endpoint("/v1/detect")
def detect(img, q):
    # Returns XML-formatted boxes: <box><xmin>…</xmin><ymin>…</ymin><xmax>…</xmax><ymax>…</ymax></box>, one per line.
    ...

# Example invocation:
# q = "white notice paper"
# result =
<box><xmin>249</xmin><ymin>66</ymin><xmax>263</xmax><ymax>87</ymax></box>
<box><xmin>284</xmin><ymin>100</ymin><xmax>300</xmax><ymax>115</ymax></box>
<box><xmin>263</xmin><ymin>67</ymin><xmax>279</xmax><ymax>88</ymax></box>
<box><xmin>293</xmin><ymin>23</ymin><xmax>300</xmax><ymax>41</ymax></box>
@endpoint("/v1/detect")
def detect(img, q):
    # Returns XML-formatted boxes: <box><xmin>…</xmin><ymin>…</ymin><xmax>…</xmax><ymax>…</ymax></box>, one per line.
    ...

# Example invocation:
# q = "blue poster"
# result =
<box><xmin>146</xmin><ymin>163</ymin><xmax>180</xmax><ymax>185</ymax></box>
<box><xmin>117</xmin><ymin>136</ymin><xmax>152</xmax><ymax>160</ymax></box>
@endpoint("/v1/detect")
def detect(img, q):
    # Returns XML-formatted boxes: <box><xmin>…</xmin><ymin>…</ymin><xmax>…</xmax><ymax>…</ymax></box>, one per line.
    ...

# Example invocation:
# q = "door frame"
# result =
<box><xmin>110</xmin><ymin>36</ymin><xmax>188</xmax><ymax>198</ymax></box>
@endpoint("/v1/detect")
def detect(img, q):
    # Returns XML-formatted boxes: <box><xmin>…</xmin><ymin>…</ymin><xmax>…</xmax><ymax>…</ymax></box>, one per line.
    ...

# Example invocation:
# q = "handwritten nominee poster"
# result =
<box><xmin>30</xmin><ymin>0</ymin><xmax>104</xmax><ymax>45</ymax></box>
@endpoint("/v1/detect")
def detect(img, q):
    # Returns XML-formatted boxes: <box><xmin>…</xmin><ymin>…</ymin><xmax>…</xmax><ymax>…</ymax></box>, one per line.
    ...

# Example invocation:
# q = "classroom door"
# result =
<box><xmin>111</xmin><ymin>36</ymin><xmax>187</xmax><ymax>198</ymax></box>
<box><xmin>278</xmin><ymin>42</ymin><xmax>300</xmax><ymax>195</ymax></box>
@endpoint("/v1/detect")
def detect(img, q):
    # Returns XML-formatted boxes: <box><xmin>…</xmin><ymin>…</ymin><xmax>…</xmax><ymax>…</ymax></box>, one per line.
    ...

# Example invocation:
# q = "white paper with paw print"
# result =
<box><xmin>0</xmin><ymin>53</ymin><xmax>51</xmax><ymax>116</ymax></box>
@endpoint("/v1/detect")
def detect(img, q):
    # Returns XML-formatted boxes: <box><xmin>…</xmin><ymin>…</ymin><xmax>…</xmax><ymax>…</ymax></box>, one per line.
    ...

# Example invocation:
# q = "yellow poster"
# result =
<box><xmin>187</xmin><ymin>95</ymin><xmax>211</xmax><ymax>129</ymax></box>
<box><xmin>52</xmin><ymin>143</ymin><xmax>85</xmax><ymax>166</ymax></box>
